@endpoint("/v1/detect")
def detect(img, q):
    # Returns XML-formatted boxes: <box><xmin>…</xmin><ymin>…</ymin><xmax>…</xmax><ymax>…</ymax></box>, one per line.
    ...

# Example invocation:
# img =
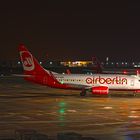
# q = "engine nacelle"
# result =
<box><xmin>134</xmin><ymin>90</ymin><xmax>140</xmax><ymax>93</ymax></box>
<box><xmin>92</xmin><ymin>86</ymin><xmax>109</xmax><ymax>95</ymax></box>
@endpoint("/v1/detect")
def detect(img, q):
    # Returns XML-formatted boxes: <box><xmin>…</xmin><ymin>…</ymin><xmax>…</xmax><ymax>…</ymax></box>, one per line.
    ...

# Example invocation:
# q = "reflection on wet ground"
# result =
<box><xmin>0</xmin><ymin>76</ymin><xmax>140</xmax><ymax>139</ymax></box>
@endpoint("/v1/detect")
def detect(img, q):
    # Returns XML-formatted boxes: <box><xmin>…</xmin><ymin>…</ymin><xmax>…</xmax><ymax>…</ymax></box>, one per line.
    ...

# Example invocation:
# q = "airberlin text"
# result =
<box><xmin>86</xmin><ymin>76</ymin><xmax>127</xmax><ymax>85</ymax></box>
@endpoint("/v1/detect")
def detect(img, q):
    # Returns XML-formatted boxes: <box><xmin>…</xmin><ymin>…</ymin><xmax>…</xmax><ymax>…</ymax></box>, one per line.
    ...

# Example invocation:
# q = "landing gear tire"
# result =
<box><xmin>80</xmin><ymin>90</ymin><xmax>86</xmax><ymax>96</ymax></box>
<box><xmin>133</xmin><ymin>92</ymin><xmax>136</xmax><ymax>97</ymax></box>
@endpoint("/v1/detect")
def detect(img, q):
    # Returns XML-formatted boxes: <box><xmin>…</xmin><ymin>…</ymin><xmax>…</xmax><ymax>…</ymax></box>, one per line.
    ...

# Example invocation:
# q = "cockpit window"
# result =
<box><xmin>138</xmin><ymin>80</ymin><xmax>140</xmax><ymax>82</ymax></box>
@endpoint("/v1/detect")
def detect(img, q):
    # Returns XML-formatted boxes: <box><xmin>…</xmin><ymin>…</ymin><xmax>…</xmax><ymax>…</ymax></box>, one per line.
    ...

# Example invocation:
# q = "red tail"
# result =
<box><xmin>19</xmin><ymin>44</ymin><xmax>67</xmax><ymax>89</ymax></box>
<box><xmin>66</xmin><ymin>69</ymin><xmax>71</xmax><ymax>74</ymax></box>
<box><xmin>19</xmin><ymin>44</ymin><xmax>46</xmax><ymax>76</ymax></box>
<box><xmin>92</xmin><ymin>56</ymin><xmax>102</xmax><ymax>73</ymax></box>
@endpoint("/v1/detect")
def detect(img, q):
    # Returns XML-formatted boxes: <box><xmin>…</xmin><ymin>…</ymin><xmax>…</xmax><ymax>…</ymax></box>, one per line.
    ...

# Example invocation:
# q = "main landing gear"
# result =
<box><xmin>80</xmin><ymin>89</ymin><xmax>87</xmax><ymax>96</ymax></box>
<box><xmin>133</xmin><ymin>91</ymin><xmax>137</xmax><ymax>97</ymax></box>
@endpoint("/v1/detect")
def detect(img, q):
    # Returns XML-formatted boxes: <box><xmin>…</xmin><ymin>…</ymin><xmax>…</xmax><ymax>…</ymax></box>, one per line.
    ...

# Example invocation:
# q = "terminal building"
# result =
<box><xmin>0</xmin><ymin>59</ymin><xmax>140</xmax><ymax>76</ymax></box>
<box><xmin>0</xmin><ymin>60</ymin><xmax>138</xmax><ymax>68</ymax></box>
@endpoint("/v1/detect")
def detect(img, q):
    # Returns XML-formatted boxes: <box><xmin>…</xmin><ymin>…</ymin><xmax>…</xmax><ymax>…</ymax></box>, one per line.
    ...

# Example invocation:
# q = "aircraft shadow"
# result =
<box><xmin>0</xmin><ymin>92</ymin><xmax>138</xmax><ymax>99</ymax></box>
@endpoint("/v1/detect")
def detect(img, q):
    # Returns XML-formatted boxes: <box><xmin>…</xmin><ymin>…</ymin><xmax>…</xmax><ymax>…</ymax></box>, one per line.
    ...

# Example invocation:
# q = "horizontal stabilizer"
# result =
<box><xmin>12</xmin><ymin>74</ymin><xmax>34</xmax><ymax>77</ymax></box>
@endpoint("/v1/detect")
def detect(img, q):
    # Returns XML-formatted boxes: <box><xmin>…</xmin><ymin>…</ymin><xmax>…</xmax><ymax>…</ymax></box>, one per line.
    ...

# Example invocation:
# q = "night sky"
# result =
<box><xmin>0</xmin><ymin>1</ymin><xmax>140</xmax><ymax>61</ymax></box>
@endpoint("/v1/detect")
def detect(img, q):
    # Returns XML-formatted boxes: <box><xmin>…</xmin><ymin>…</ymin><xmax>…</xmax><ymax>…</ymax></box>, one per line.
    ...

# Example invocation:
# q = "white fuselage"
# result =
<box><xmin>55</xmin><ymin>74</ymin><xmax>140</xmax><ymax>90</ymax></box>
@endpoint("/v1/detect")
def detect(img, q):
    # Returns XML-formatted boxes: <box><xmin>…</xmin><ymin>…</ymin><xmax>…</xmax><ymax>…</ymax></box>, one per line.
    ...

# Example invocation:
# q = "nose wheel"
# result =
<box><xmin>80</xmin><ymin>89</ymin><xmax>86</xmax><ymax>96</ymax></box>
<box><xmin>133</xmin><ymin>92</ymin><xmax>136</xmax><ymax>97</ymax></box>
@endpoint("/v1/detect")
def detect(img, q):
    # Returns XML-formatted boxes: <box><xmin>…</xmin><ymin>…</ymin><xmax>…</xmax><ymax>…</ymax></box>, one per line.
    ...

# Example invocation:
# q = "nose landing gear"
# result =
<box><xmin>80</xmin><ymin>89</ymin><xmax>87</xmax><ymax>96</ymax></box>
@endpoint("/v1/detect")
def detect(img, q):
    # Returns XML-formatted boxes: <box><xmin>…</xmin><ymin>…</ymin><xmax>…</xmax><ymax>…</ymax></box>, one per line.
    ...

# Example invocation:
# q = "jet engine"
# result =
<box><xmin>92</xmin><ymin>86</ymin><xmax>109</xmax><ymax>95</ymax></box>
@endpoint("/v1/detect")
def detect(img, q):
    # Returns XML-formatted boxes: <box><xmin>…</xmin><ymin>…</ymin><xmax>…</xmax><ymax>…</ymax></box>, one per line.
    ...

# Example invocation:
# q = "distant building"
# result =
<box><xmin>60</xmin><ymin>61</ymin><xmax>93</xmax><ymax>67</ymax></box>
<box><xmin>0</xmin><ymin>60</ymin><xmax>140</xmax><ymax>69</ymax></box>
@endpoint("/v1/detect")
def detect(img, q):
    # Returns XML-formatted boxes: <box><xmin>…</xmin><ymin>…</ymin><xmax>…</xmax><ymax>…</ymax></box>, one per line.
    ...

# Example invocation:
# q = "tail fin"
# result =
<box><xmin>136</xmin><ymin>69</ymin><xmax>140</xmax><ymax>77</ymax></box>
<box><xmin>66</xmin><ymin>69</ymin><xmax>71</xmax><ymax>74</ymax></box>
<box><xmin>19</xmin><ymin>44</ymin><xmax>46</xmax><ymax>76</ymax></box>
<box><xmin>19</xmin><ymin>44</ymin><xmax>59</xmax><ymax>86</ymax></box>
<box><xmin>92</xmin><ymin>56</ymin><xmax>103</xmax><ymax>73</ymax></box>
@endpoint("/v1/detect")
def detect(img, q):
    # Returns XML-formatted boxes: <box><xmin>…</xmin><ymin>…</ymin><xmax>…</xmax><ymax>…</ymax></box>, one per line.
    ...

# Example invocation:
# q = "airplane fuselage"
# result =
<box><xmin>19</xmin><ymin>44</ymin><xmax>140</xmax><ymax>96</ymax></box>
<box><xmin>55</xmin><ymin>74</ymin><xmax>140</xmax><ymax>91</ymax></box>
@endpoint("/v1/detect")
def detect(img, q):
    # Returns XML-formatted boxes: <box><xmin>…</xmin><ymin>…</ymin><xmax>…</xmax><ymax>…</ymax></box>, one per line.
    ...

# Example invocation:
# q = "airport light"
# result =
<box><xmin>59</xmin><ymin>102</ymin><xmax>66</xmax><ymax>107</ymax></box>
<box><xmin>58</xmin><ymin>101</ymin><xmax>67</xmax><ymax>115</ymax></box>
<box><xmin>116</xmin><ymin>62</ymin><xmax>119</xmax><ymax>67</ymax></box>
<box><xmin>123</xmin><ymin>70</ymin><xmax>127</xmax><ymax>74</ymax></box>
<box><xmin>136</xmin><ymin>70</ymin><xmax>140</xmax><ymax>75</ymax></box>
<box><xmin>122</xmin><ymin>62</ymin><xmax>124</xmax><ymax>65</ymax></box>
<box><xmin>106</xmin><ymin>57</ymin><xmax>109</xmax><ymax>62</ymax></box>
<box><xmin>58</xmin><ymin>101</ymin><xmax>67</xmax><ymax>126</ymax></box>
<box><xmin>18</xmin><ymin>61</ymin><xmax>21</xmax><ymax>64</ymax></box>
<box><xmin>106</xmin><ymin>62</ymin><xmax>108</xmax><ymax>65</ymax></box>
<box><xmin>50</xmin><ymin>61</ymin><xmax>52</xmax><ymax>65</ymax></box>
<box><xmin>59</xmin><ymin>108</ymin><xmax>65</xmax><ymax>114</ymax></box>
<box><xmin>39</xmin><ymin>61</ymin><xmax>42</xmax><ymax>65</ymax></box>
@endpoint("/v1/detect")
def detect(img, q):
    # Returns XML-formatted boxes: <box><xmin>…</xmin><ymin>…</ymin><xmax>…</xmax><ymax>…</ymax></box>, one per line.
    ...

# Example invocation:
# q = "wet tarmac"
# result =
<box><xmin>0</xmin><ymin>76</ymin><xmax>140</xmax><ymax>139</ymax></box>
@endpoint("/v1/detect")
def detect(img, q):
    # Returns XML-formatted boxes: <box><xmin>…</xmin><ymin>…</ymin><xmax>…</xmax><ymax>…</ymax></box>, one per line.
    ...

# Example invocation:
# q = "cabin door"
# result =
<box><xmin>130</xmin><ymin>80</ymin><xmax>134</xmax><ymax>86</ymax></box>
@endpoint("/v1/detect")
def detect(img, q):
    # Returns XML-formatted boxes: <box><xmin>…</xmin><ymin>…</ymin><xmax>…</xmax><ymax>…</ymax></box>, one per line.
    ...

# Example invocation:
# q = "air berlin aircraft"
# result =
<box><xmin>19</xmin><ymin>44</ymin><xmax>140</xmax><ymax>96</ymax></box>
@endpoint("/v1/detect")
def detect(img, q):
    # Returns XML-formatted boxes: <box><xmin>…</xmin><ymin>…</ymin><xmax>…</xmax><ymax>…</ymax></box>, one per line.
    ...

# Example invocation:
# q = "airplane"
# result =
<box><xmin>84</xmin><ymin>56</ymin><xmax>140</xmax><ymax>75</ymax></box>
<box><xmin>19</xmin><ymin>44</ymin><xmax>140</xmax><ymax>96</ymax></box>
